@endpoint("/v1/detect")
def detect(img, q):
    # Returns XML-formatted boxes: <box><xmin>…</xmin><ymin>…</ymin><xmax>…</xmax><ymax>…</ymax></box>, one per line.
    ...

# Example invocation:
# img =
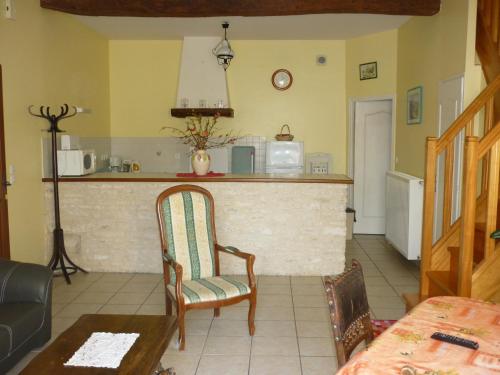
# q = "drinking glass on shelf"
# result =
<box><xmin>181</xmin><ymin>98</ymin><xmax>189</xmax><ymax>108</ymax></box>
<box><xmin>217</xmin><ymin>100</ymin><xmax>224</xmax><ymax>108</ymax></box>
<box><xmin>199</xmin><ymin>99</ymin><xmax>207</xmax><ymax>108</ymax></box>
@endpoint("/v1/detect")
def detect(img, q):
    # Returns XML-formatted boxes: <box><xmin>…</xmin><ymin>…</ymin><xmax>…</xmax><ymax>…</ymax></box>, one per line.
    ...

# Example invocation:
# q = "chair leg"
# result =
<box><xmin>214</xmin><ymin>308</ymin><xmax>220</xmax><ymax>317</ymax></box>
<box><xmin>165</xmin><ymin>296</ymin><xmax>173</xmax><ymax>316</ymax></box>
<box><xmin>177</xmin><ymin>305</ymin><xmax>186</xmax><ymax>351</ymax></box>
<box><xmin>247</xmin><ymin>292</ymin><xmax>256</xmax><ymax>336</ymax></box>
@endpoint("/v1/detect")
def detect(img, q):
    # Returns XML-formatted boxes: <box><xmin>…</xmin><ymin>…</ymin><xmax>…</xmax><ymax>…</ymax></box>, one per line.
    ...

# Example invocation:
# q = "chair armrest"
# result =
<box><xmin>0</xmin><ymin>260</ymin><xmax>52</xmax><ymax>305</ymax></box>
<box><xmin>215</xmin><ymin>244</ymin><xmax>256</xmax><ymax>288</ymax></box>
<box><xmin>162</xmin><ymin>252</ymin><xmax>185</xmax><ymax>304</ymax></box>
<box><xmin>491</xmin><ymin>230</ymin><xmax>500</xmax><ymax>239</ymax></box>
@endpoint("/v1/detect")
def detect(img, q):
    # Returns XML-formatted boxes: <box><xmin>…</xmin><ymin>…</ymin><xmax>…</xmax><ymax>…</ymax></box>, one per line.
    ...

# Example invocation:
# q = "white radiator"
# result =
<box><xmin>385</xmin><ymin>171</ymin><xmax>424</xmax><ymax>260</ymax></box>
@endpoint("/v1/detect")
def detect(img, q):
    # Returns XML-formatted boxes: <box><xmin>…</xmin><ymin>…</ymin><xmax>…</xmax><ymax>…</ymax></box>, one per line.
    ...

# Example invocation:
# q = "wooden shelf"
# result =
<box><xmin>170</xmin><ymin>108</ymin><xmax>234</xmax><ymax>118</ymax></box>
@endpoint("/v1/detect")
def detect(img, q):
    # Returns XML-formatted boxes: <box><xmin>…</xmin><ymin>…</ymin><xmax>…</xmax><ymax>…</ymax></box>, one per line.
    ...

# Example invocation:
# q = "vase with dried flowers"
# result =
<box><xmin>162</xmin><ymin>114</ymin><xmax>238</xmax><ymax>175</ymax></box>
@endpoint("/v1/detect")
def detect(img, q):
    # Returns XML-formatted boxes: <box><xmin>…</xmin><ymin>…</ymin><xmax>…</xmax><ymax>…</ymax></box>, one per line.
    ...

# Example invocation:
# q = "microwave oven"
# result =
<box><xmin>57</xmin><ymin>150</ymin><xmax>96</xmax><ymax>176</ymax></box>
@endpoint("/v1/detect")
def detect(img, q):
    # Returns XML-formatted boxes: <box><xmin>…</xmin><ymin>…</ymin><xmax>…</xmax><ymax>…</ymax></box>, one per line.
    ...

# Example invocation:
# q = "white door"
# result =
<box><xmin>434</xmin><ymin>75</ymin><xmax>464</xmax><ymax>242</ymax></box>
<box><xmin>353</xmin><ymin>100</ymin><xmax>392</xmax><ymax>234</ymax></box>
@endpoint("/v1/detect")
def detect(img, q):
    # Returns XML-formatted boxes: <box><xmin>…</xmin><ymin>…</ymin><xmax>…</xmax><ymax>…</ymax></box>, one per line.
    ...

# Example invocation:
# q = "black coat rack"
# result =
<box><xmin>29</xmin><ymin>104</ymin><xmax>87</xmax><ymax>284</ymax></box>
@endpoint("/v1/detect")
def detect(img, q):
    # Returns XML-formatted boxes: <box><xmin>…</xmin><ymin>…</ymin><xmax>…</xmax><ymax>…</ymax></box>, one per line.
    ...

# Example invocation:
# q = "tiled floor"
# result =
<box><xmin>8</xmin><ymin>235</ymin><xmax>420</xmax><ymax>374</ymax></box>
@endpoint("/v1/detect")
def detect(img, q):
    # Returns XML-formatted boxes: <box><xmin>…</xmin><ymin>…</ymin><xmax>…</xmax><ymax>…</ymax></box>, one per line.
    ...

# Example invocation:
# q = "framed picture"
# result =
<box><xmin>407</xmin><ymin>86</ymin><xmax>423</xmax><ymax>124</ymax></box>
<box><xmin>359</xmin><ymin>62</ymin><xmax>377</xmax><ymax>80</ymax></box>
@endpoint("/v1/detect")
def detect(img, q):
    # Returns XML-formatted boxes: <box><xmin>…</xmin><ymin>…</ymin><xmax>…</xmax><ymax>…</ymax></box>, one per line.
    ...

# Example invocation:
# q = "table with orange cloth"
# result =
<box><xmin>337</xmin><ymin>296</ymin><xmax>500</xmax><ymax>375</ymax></box>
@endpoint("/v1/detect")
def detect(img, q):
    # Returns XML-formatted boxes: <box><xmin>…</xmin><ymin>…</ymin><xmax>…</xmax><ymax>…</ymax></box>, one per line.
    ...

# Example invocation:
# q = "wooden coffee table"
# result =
<box><xmin>20</xmin><ymin>314</ymin><xmax>177</xmax><ymax>374</ymax></box>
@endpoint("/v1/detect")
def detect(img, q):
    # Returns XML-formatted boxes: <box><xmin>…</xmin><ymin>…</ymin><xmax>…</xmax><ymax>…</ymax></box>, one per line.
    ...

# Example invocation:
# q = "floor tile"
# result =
<box><xmin>107</xmin><ymin>292</ymin><xmax>149</xmax><ymax>305</ymax></box>
<box><xmin>143</xmin><ymin>293</ymin><xmax>166</xmax><ymax>305</ymax></box>
<box><xmin>196</xmin><ymin>355</ymin><xmax>249</xmax><ymax>375</ymax></box>
<box><xmin>136</xmin><ymin>304</ymin><xmax>166</xmax><ymax>315</ymax></box>
<box><xmin>301</xmin><ymin>356</ymin><xmax>338</xmax><ymax>375</ymax></box>
<box><xmin>296</xmin><ymin>321</ymin><xmax>331</xmax><ymax>338</ymax></box>
<box><xmin>209</xmin><ymin>319</ymin><xmax>249</xmax><ymax>336</ymax></box>
<box><xmin>258</xmin><ymin>276</ymin><xmax>290</xmax><ymax>285</ymax></box>
<box><xmin>76</xmin><ymin>291</ymin><xmax>114</xmax><ymax>304</ymax></box>
<box><xmin>86</xmin><ymin>282</ymin><xmax>125</xmax><ymax>293</ymax></box>
<box><xmin>168</xmin><ymin>335</ymin><xmax>207</xmax><ymax>355</ymax></box>
<box><xmin>56</xmin><ymin>303</ymin><xmax>102</xmax><ymax>318</ymax></box>
<box><xmin>291</xmin><ymin>284</ymin><xmax>325</xmax><ymax>296</ymax></box>
<box><xmin>216</xmin><ymin>306</ymin><xmax>248</xmax><ymax>320</ymax></box>
<box><xmin>294</xmin><ymin>307</ymin><xmax>330</xmax><ymax>322</ymax></box>
<box><xmin>251</xmin><ymin>336</ymin><xmax>298</xmax><ymax>356</ymax></box>
<box><xmin>184</xmin><ymin>319</ymin><xmax>213</xmax><ymax>336</ymax></box>
<box><xmin>368</xmin><ymin>296</ymin><xmax>404</xmax><ymax>309</ymax></box>
<box><xmin>249</xmin><ymin>355</ymin><xmax>301</xmax><ymax>375</ymax></box>
<box><xmin>52</xmin><ymin>291</ymin><xmax>80</xmax><ymax>304</ymax></box>
<box><xmin>98</xmin><ymin>273</ymin><xmax>133</xmax><ymax>283</ymax></box>
<box><xmin>293</xmin><ymin>295</ymin><xmax>326</xmax><ymax>308</ymax></box>
<box><xmin>97</xmin><ymin>304</ymin><xmax>140</xmax><ymax>314</ymax></box>
<box><xmin>161</xmin><ymin>354</ymin><xmax>199</xmax><ymax>375</ymax></box>
<box><xmin>186</xmin><ymin>309</ymin><xmax>214</xmax><ymax>320</ymax></box>
<box><xmin>119</xmin><ymin>282</ymin><xmax>157</xmax><ymax>294</ymax></box>
<box><xmin>258</xmin><ymin>294</ymin><xmax>293</xmax><ymax>307</ymax></box>
<box><xmin>298</xmin><ymin>337</ymin><xmax>335</xmax><ymax>356</ymax></box>
<box><xmin>365</xmin><ymin>285</ymin><xmax>398</xmax><ymax>297</ymax></box>
<box><xmin>52</xmin><ymin>316</ymin><xmax>79</xmax><ymax>335</ymax></box>
<box><xmin>258</xmin><ymin>284</ymin><xmax>292</xmax><ymax>295</ymax></box>
<box><xmin>130</xmin><ymin>273</ymin><xmax>162</xmax><ymax>283</ymax></box>
<box><xmin>291</xmin><ymin>276</ymin><xmax>323</xmax><ymax>286</ymax></box>
<box><xmin>203</xmin><ymin>336</ymin><xmax>251</xmax><ymax>355</ymax></box>
<box><xmin>254</xmin><ymin>320</ymin><xmax>296</xmax><ymax>337</ymax></box>
<box><xmin>255</xmin><ymin>307</ymin><xmax>294</xmax><ymax>321</ymax></box>
<box><xmin>371</xmin><ymin>307</ymin><xmax>406</xmax><ymax>320</ymax></box>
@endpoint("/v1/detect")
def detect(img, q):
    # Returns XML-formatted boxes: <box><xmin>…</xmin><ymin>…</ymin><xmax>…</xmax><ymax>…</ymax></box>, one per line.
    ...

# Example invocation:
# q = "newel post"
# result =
<box><xmin>420</xmin><ymin>137</ymin><xmax>438</xmax><ymax>298</ymax></box>
<box><xmin>458</xmin><ymin>136</ymin><xmax>479</xmax><ymax>297</ymax></box>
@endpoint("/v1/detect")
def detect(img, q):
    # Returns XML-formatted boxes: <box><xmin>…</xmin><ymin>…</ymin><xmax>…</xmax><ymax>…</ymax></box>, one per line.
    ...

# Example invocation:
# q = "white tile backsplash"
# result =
<box><xmin>42</xmin><ymin>135</ymin><xmax>268</xmax><ymax>175</ymax></box>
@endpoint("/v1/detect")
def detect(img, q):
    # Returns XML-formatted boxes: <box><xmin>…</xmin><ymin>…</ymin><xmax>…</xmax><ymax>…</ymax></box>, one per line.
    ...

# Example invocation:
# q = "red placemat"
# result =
<box><xmin>176</xmin><ymin>172</ymin><xmax>226</xmax><ymax>177</ymax></box>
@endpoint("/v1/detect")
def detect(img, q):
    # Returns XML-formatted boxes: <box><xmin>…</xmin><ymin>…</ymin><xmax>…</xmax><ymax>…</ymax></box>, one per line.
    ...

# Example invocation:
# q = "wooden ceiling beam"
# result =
<box><xmin>40</xmin><ymin>0</ymin><xmax>441</xmax><ymax>17</ymax></box>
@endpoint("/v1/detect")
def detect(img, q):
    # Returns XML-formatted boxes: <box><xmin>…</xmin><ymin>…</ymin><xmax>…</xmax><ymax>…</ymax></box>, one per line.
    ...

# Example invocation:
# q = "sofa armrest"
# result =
<box><xmin>0</xmin><ymin>260</ymin><xmax>52</xmax><ymax>305</ymax></box>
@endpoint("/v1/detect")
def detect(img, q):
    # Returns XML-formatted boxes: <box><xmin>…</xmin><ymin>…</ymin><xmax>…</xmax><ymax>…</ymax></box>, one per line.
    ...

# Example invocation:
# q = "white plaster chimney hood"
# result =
<box><xmin>171</xmin><ymin>37</ymin><xmax>233</xmax><ymax>117</ymax></box>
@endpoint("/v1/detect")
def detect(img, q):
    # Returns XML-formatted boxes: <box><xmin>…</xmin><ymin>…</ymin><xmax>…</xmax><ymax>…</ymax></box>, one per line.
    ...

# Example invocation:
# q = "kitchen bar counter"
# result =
<box><xmin>43</xmin><ymin>173</ymin><xmax>351</xmax><ymax>275</ymax></box>
<box><xmin>42</xmin><ymin>172</ymin><xmax>353</xmax><ymax>184</ymax></box>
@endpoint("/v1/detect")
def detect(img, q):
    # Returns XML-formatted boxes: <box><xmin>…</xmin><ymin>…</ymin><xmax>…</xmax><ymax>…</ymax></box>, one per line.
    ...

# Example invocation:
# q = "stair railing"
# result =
<box><xmin>420</xmin><ymin>75</ymin><xmax>500</xmax><ymax>299</ymax></box>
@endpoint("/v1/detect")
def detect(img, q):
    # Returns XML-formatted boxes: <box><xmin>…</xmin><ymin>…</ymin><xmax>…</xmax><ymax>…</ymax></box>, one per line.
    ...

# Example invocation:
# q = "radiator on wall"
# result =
<box><xmin>385</xmin><ymin>171</ymin><xmax>424</xmax><ymax>260</ymax></box>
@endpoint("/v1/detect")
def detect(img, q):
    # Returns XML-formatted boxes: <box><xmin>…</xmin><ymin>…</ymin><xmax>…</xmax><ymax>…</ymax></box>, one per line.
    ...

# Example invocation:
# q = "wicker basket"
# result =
<box><xmin>275</xmin><ymin>124</ymin><xmax>294</xmax><ymax>141</ymax></box>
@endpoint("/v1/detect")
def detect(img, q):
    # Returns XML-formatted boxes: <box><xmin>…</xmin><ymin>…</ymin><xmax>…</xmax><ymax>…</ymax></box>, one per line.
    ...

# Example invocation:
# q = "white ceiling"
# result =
<box><xmin>74</xmin><ymin>14</ymin><xmax>410</xmax><ymax>40</ymax></box>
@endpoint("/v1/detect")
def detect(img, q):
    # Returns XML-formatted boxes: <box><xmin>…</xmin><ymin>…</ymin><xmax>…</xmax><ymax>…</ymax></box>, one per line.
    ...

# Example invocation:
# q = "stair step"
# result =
<box><xmin>427</xmin><ymin>271</ymin><xmax>457</xmax><ymax>297</ymax></box>
<box><xmin>402</xmin><ymin>293</ymin><xmax>426</xmax><ymax>312</ymax></box>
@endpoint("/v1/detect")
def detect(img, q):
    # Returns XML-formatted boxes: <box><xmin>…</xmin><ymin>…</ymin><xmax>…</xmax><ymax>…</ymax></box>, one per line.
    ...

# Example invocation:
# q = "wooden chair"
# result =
<box><xmin>156</xmin><ymin>184</ymin><xmax>257</xmax><ymax>350</ymax></box>
<box><xmin>324</xmin><ymin>259</ymin><xmax>396</xmax><ymax>367</ymax></box>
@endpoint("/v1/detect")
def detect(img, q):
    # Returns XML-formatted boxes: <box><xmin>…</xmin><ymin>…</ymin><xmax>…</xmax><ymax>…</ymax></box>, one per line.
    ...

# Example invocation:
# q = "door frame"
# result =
<box><xmin>347</xmin><ymin>95</ymin><xmax>397</xmax><ymax>208</ymax></box>
<box><xmin>0</xmin><ymin>65</ymin><xmax>10</xmax><ymax>259</ymax></box>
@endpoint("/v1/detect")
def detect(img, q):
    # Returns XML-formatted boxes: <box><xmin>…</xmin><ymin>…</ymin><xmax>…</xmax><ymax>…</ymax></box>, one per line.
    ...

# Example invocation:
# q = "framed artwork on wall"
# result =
<box><xmin>359</xmin><ymin>62</ymin><xmax>377</xmax><ymax>80</ymax></box>
<box><xmin>407</xmin><ymin>86</ymin><xmax>423</xmax><ymax>125</ymax></box>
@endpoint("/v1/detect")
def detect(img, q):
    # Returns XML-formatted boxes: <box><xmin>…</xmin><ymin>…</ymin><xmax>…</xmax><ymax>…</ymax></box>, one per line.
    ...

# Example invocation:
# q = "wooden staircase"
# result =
<box><xmin>404</xmin><ymin>0</ymin><xmax>500</xmax><ymax>309</ymax></box>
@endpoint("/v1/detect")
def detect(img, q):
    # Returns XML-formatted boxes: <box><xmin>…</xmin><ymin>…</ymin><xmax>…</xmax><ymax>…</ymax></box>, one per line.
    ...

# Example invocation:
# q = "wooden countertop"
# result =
<box><xmin>42</xmin><ymin>172</ymin><xmax>353</xmax><ymax>184</ymax></box>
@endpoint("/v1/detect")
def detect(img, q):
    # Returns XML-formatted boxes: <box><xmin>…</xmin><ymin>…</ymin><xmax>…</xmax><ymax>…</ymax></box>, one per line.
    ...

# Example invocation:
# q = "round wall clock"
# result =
<box><xmin>272</xmin><ymin>69</ymin><xmax>293</xmax><ymax>90</ymax></box>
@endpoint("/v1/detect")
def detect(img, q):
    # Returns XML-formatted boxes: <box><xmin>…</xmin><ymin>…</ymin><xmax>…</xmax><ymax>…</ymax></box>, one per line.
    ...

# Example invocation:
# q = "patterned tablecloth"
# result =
<box><xmin>337</xmin><ymin>296</ymin><xmax>500</xmax><ymax>375</ymax></box>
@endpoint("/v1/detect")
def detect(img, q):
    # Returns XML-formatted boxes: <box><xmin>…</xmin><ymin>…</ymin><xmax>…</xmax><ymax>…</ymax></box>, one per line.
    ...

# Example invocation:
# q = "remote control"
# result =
<box><xmin>431</xmin><ymin>332</ymin><xmax>479</xmax><ymax>350</ymax></box>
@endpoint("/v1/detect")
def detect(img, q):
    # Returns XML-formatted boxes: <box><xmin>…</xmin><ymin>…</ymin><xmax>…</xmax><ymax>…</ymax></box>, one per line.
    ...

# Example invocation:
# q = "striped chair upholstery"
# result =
<box><xmin>161</xmin><ymin>191</ymin><xmax>216</xmax><ymax>284</ymax></box>
<box><xmin>166</xmin><ymin>276</ymin><xmax>251</xmax><ymax>304</ymax></box>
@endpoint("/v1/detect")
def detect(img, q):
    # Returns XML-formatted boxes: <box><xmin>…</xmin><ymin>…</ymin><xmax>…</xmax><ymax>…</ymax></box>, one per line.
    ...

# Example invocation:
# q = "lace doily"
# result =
<box><xmin>64</xmin><ymin>332</ymin><xmax>140</xmax><ymax>369</ymax></box>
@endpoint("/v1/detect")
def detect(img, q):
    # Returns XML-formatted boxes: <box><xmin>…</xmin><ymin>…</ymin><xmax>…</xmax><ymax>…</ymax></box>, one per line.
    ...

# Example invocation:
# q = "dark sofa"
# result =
<box><xmin>0</xmin><ymin>259</ymin><xmax>52</xmax><ymax>373</ymax></box>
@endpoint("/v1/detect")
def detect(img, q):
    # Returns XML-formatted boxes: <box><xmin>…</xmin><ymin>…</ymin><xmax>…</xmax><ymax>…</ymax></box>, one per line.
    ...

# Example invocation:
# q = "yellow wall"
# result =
<box><xmin>346</xmin><ymin>30</ymin><xmax>398</xmax><ymax>99</ymax></box>
<box><xmin>395</xmin><ymin>0</ymin><xmax>471</xmax><ymax>178</ymax></box>
<box><xmin>109</xmin><ymin>40</ymin><xmax>348</xmax><ymax>173</ymax></box>
<box><xmin>0</xmin><ymin>0</ymin><xmax>110</xmax><ymax>263</ymax></box>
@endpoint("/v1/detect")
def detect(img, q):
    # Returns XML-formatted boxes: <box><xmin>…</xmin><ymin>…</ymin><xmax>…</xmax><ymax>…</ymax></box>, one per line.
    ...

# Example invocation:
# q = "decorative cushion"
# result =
<box><xmin>161</xmin><ymin>191</ymin><xmax>216</xmax><ymax>283</ymax></box>
<box><xmin>371</xmin><ymin>319</ymin><xmax>397</xmax><ymax>338</ymax></box>
<box><xmin>167</xmin><ymin>276</ymin><xmax>251</xmax><ymax>305</ymax></box>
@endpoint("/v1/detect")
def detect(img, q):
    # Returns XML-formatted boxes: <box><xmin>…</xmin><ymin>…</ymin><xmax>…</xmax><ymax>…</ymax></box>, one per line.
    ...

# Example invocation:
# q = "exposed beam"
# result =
<box><xmin>40</xmin><ymin>0</ymin><xmax>441</xmax><ymax>17</ymax></box>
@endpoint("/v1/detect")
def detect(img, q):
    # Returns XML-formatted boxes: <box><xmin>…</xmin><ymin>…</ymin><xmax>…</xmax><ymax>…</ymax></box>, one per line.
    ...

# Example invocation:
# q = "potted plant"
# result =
<box><xmin>162</xmin><ymin>114</ymin><xmax>238</xmax><ymax>175</ymax></box>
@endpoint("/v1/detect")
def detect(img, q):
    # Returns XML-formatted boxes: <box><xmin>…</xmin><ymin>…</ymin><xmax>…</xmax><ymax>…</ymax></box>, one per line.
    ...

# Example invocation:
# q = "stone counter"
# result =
<box><xmin>43</xmin><ymin>179</ymin><xmax>349</xmax><ymax>275</ymax></box>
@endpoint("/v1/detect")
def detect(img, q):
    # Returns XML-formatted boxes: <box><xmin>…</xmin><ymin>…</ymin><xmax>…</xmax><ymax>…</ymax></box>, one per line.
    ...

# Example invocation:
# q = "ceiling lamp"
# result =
<box><xmin>213</xmin><ymin>22</ymin><xmax>234</xmax><ymax>70</ymax></box>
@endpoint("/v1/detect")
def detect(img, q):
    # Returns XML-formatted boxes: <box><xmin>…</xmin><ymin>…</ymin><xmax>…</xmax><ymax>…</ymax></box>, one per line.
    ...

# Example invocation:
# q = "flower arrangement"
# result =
<box><xmin>162</xmin><ymin>114</ymin><xmax>238</xmax><ymax>153</ymax></box>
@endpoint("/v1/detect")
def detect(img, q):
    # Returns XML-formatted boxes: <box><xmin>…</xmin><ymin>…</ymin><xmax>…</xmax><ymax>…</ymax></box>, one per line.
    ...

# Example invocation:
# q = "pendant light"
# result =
<box><xmin>213</xmin><ymin>22</ymin><xmax>234</xmax><ymax>70</ymax></box>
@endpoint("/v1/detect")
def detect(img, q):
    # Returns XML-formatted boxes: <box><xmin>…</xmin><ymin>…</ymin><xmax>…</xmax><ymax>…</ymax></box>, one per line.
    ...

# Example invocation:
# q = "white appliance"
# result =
<box><xmin>59</xmin><ymin>135</ymin><xmax>80</xmax><ymax>150</ymax></box>
<box><xmin>265</xmin><ymin>141</ymin><xmax>304</xmax><ymax>174</ymax></box>
<box><xmin>385</xmin><ymin>171</ymin><xmax>424</xmax><ymax>260</ymax></box>
<box><xmin>57</xmin><ymin>150</ymin><xmax>96</xmax><ymax>176</ymax></box>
